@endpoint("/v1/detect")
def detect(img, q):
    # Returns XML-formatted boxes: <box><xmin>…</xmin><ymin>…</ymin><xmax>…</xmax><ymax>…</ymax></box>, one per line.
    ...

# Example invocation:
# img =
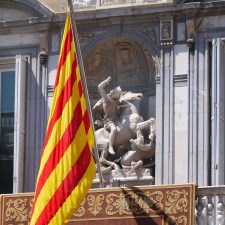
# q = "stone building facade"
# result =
<box><xmin>0</xmin><ymin>0</ymin><xmax>225</xmax><ymax>193</ymax></box>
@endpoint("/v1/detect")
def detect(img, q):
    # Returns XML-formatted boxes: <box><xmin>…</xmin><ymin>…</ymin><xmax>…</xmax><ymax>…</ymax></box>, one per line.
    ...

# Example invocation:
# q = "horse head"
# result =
<box><xmin>119</xmin><ymin>91</ymin><xmax>143</xmax><ymax>122</ymax></box>
<box><xmin>120</xmin><ymin>91</ymin><xmax>143</xmax><ymax>103</ymax></box>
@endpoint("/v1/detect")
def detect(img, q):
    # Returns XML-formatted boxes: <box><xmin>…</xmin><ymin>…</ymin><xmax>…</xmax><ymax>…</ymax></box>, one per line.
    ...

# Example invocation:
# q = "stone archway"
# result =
<box><xmin>0</xmin><ymin>0</ymin><xmax>53</xmax><ymax>20</ymax></box>
<box><xmin>84</xmin><ymin>37</ymin><xmax>156</xmax><ymax>120</ymax></box>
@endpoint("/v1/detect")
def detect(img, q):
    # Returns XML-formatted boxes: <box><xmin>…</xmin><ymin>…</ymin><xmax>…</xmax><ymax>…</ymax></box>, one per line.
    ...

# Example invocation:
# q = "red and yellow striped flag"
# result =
<box><xmin>30</xmin><ymin>12</ymin><xmax>96</xmax><ymax>225</ymax></box>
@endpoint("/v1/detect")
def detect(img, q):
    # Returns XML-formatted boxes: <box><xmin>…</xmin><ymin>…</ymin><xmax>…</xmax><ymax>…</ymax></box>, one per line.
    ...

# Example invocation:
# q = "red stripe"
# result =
<box><xmin>77</xmin><ymin>80</ymin><xmax>91</xmax><ymax>133</ymax></box>
<box><xmin>78</xmin><ymin>80</ymin><xmax>83</xmax><ymax>97</ymax></box>
<box><xmin>54</xmin><ymin>28</ymin><xmax>73</xmax><ymax>88</ymax></box>
<box><xmin>83</xmin><ymin>110</ymin><xmax>91</xmax><ymax>134</ymax></box>
<box><xmin>35</xmin><ymin>101</ymin><xmax>84</xmax><ymax>201</ymax></box>
<box><xmin>35</xmin><ymin>143</ymin><xmax>92</xmax><ymax>225</ymax></box>
<box><xmin>43</xmin><ymin>59</ymin><xmax>78</xmax><ymax>149</ymax></box>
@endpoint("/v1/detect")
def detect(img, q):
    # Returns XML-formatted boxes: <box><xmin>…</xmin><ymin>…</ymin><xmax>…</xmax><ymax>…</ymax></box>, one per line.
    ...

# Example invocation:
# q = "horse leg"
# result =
<box><xmin>100</xmin><ymin>149</ymin><xmax>120</xmax><ymax>171</ymax></box>
<box><xmin>136</xmin><ymin>119</ymin><xmax>150</xmax><ymax>132</ymax></box>
<box><xmin>149</xmin><ymin>117</ymin><xmax>156</xmax><ymax>143</ymax></box>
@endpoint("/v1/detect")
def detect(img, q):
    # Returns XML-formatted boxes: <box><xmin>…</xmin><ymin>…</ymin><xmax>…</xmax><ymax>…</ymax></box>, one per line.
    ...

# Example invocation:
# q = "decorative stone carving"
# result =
<box><xmin>79</xmin><ymin>31</ymin><xmax>103</xmax><ymax>46</ymax></box>
<box><xmin>5</xmin><ymin>198</ymin><xmax>28</xmax><ymax>222</ymax></box>
<box><xmin>115</xmin><ymin>42</ymin><xmax>142</xmax><ymax>85</ymax></box>
<box><xmin>39</xmin><ymin>33</ymin><xmax>48</xmax><ymax>64</ymax></box>
<box><xmin>84</xmin><ymin>49</ymin><xmax>107</xmax><ymax>87</ymax></box>
<box><xmin>140</xmin><ymin>26</ymin><xmax>158</xmax><ymax>45</ymax></box>
<box><xmin>160</xmin><ymin>20</ymin><xmax>172</xmax><ymax>40</ymax></box>
<box><xmin>100</xmin><ymin>0</ymin><xmax>167</xmax><ymax>5</ymax></box>
<box><xmin>160</xmin><ymin>19</ymin><xmax>173</xmax><ymax>46</ymax></box>
<box><xmin>120</xmin><ymin>119</ymin><xmax>155</xmax><ymax>174</ymax></box>
<box><xmin>186</xmin><ymin>18</ymin><xmax>195</xmax><ymax>50</ymax></box>
<box><xmin>0</xmin><ymin>184</ymin><xmax>196</xmax><ymax>225</ymax></box>
<box><xmin>93</xmin><ymin>77</ymin><xmax>156</xmax><ymax>185</ymax></box>
<box><xmin>101</xmin><ymin>0</ymin><xmax>134</xmax><ymax>5</ymax></box>
<box><xmin>85</xmin><ymin>38</ymin><xmax>152</xmax><ymax>102</ymax></box>
<box><xmin>73</xmin><ymin>0</ymin><xmax>96</xmax><ymax>7</ymax></box>
<box><xmin>39</xmin><ymin>33</ymin><xmax>48</xmax><ymax>52</ymax></box>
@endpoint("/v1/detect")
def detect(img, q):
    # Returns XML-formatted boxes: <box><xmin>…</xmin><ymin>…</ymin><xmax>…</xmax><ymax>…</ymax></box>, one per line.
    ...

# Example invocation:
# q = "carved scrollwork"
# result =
<box><xmin>87</xmin><ymin>194</ymin><xmax>104</xmax><ymax>216</ymax></box>
<box><xmin>166</xmin><ymin>215</ymin><xmax>188</xmax><ymax>225</ymax></box>
<box><xmin>165</xmin><ymin>190</ymin><xmax>188</xmax><ymax>214</ymax></box>
<box><xmin>29</xmin><ymin>198</ymin><xmax>34</xmax><ymax>219</ymax></box>
<box><xmin>5</xmin><ymin>199</ymin><xmax>28</xmax><ymax>222</ymax></box>
<box><xmin>73</xmin><ymin>199</ymin><xmax>86</xmax><ymax>217</ymax></box>
<box><xmin>106</xmin><ymin>191</ymin><xmax>164</xmax><ymax>216</ymax></box>
<box><xmin>143</xmin><ymin>191</ymin><xmax>164</xmax><ymax>213</ymax></box>
<box><xmin>106</xmin><ymin>193</ymin><xmax>130</xmax><ymax>215</ymax></box>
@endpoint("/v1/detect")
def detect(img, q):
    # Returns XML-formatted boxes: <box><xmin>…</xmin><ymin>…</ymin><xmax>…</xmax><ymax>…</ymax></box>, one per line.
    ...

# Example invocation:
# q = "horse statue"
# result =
<box><xmin>121</xmin><ymin>117</ymin><xmax>156</xmax><ymax>174</ymax></box>
<box><xmin>93</xmin><ymin>91</ymin><xmax>153</xmax><ymax>172</ymax></box>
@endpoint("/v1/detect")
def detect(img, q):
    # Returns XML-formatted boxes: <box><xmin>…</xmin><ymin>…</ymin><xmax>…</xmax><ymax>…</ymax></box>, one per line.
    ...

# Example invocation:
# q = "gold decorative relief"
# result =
<box><xmin>73</xmin><ymin>199</ymin><xmax>86</xmax><ymax>217</ymax></box>
<box><xmin>165</xmin><ymin>190</ymin><xmax>188</xmax><ymax>214</ymax></box>
<box><xmin>29</xmin><ymin>198</ymin><xmax>34</xmax><ymax>219</ymax></box>
<box><xmin>142</xmin><ymin>191</ymin><xmax>163</xmax><ymax>213</ymax></box>
<box><xmin>8</xmin><ymin>224</ymin><xmax>25</xmax><ymax>225</ymax></box>
<box><xmin>87</xmin><ymin>194</ymin><xmax>104</xmax><ymax>216</ymax></box>
<box><xmin>166</xmin><ymin>215</ymin><xmax>188</xmax><ymax>225</ymax></box>
<box><xmin>5</xmin><ymin>198</ymin><xmax>28</xmax><ymax>222</ymax></box>
<box><xmin>106</xmin><ymin>193</ymin><xmax>130</xmax><ymax>215</ymax></box>
<box><xmin>106</xmin><ymin>191</ymin><xmax>164</xmax><ymax>216</ymax></box>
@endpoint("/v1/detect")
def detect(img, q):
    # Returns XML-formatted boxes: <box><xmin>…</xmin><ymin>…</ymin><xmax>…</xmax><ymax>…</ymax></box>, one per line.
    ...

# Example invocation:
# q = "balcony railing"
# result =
<box><xmin>196</xmin><ymin>186</ymin><xmax>225</xmax><ymax>225</ymax></box>
<box><xmin>72</xmin><ymin>0</ymin><xmax>170</xmax><ymax>8</ymax></box>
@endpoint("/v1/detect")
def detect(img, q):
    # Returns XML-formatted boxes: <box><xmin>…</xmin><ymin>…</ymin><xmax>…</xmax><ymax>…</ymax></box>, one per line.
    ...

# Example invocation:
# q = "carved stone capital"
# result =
<box><xmin>39</xmin><ymin>33</ymin><xmax>48</xmax><ymax>52</ymax></box>
<box><xmin>186</xmin><ymin>18</ymin><xmax>195</xmax><ymax>51</ymax></box>
<box><xmin>39</xmin><ymin>51</ymin><xmax>48</xmax><ymax>65</ymax></box>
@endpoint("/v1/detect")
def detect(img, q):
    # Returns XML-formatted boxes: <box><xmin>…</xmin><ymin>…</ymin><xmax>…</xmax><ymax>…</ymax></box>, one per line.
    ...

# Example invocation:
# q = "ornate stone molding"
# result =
<box><xmin>160</xmin><ymin>19</ymin><xmax>173</xmax><ymax>46</ymax></box>
<box><xmin>39</xmin><ymin>33</ymin><xmax>48</xmax><ymax>64</ymax></box>
<box><xmin>0</xmin><ymin>184</ymin><xmax>195</xmax><ymax>225</ymax></box>
<box><xmin>79</xmin><ymin>31</ymin><xmax>103</xmax><ymax>46</ymax></box>
<box><xmin>186</xmin><ymin>18</ymin><xmax>195</xmax><ymax>51</ymax></box>
<box><xmin>139</xmin><ymin>26</ymin><xmax>158</xmax><ymax>45</ymax></box>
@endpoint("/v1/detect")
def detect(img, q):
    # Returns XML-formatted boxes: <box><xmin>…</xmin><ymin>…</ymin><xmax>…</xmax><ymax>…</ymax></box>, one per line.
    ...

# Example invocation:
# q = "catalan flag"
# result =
<box><xmin>30</xmin><ymin>12</ymin><xmax>96</xmax><ymax>225</ymax></box>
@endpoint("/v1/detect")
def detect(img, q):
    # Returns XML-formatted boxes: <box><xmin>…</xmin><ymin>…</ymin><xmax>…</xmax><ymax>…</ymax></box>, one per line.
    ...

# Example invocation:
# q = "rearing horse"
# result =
<box><xmin>93</xmin><ymin>91</ymin><xmax>152</xmax><ymax>168</ymax></box>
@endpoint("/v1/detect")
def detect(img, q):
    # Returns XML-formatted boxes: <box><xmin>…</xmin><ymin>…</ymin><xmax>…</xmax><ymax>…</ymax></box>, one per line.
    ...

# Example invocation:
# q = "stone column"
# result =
<box><xmin>155</xmin><ymin>19</ymin><xmax>175</xmax><ymax>184</ymax></box>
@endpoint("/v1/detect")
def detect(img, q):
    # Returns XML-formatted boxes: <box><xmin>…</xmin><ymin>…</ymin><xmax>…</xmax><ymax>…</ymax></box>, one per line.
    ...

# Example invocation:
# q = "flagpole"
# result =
<box><xmin>67</xmin><ymin>0</ymin><xmax>104</xmax><ymax>188</ymax></box>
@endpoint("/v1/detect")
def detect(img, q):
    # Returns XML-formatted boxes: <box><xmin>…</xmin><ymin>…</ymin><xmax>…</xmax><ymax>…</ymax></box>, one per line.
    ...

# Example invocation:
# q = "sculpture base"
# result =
<box><xmin>92</xmin><ymin>166</ymin><xmax>154</xmax><ymax>188</ymax></box>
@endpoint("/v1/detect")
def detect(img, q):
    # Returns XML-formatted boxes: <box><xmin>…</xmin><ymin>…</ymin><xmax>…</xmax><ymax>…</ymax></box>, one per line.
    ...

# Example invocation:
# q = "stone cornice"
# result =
<box><xmin>1</xmin><ymin>0</ymin><xmax>225</xmax><ymax>29</ymax></box>
<box><xmin>59</xmin><ymin>1</ymin><xmax>225</xmax><ymax>21</ymax></box>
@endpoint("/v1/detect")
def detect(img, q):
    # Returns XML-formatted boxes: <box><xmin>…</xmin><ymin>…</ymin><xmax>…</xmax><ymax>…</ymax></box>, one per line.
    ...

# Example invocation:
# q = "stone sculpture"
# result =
<box><xmin>93</xmin><ymin>77</ymin><xmax>156</xmax><ymax>186</ymax></box>
<box><xmin>121</xmin><ymin>118</ymin><xmax>155</xmax><ymax>172</ymax></box>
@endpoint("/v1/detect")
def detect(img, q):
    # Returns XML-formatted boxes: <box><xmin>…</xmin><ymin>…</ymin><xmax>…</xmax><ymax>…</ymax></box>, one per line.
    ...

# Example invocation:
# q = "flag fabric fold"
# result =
<box><xmin>30</xmin><ymin>12</ymin><xmax>96</xmax><ymax>225</ymax></box>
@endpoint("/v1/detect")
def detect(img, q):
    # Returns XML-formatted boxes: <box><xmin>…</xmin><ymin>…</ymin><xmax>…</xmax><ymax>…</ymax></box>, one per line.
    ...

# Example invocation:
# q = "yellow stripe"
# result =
<box><xmin>75</xmin><ymin>67</ymin><xmax>94</xmax><ymax>149</ymax></box>
<box><xmin>59</xmin><ymin>13</ymin><xmax>71</xmax><ymax>61</ymax></box>
<box><xmin>36</xmin><ymin>76</ymin><xmax>81</xmax><ymax>183</ymax></box>
<box><xmin>33</xmin><ymin>123</ymin><xmax>91</xmax><ymax>223</ymax></box>
<box><xmin>47</xmin><ymin>13</ymin><xmax>72</xmax><ymax>127</ymax></box>
<box><xmin>86</xmin><ymin>127</ymin><xmax>95</xmax><ymax>152</ymax></box>
<box><xmin>47</xmin><ymin>43</ymin><xmax>75</xmax><ymax>129</ymax></box>
<box><xmin>75</xmin><ymin>68</ymin><xmax>95</xmax><ymax>149</ymax></box>
<box><xmin>49</xmin><ymin>157</ymin><xmax>96</xmax><ymax>225</ymax></box>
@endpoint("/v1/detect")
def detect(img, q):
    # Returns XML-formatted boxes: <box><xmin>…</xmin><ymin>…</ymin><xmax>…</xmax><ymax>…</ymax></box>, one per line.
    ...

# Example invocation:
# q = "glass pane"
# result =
<box><xmin>0</xmin><ymin>71</ymin><xmax>15</xmax><ymax>194</ymax></box>
<box><xmin>1</xmin><ymin>71</ymin><xmax>15</xmax><ymax>112</ymax></box>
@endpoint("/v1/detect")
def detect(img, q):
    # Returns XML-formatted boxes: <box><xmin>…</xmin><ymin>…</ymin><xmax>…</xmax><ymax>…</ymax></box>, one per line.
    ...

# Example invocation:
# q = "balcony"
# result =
<box><xmin>0</xmin><ymin>184</ymin><xmax>225</xmax><ymax>225</ymax></box>
<box><xmin>196</xmin><ymin>186</ymin><xmax>225</xmax><ymax>225</ymax></box>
